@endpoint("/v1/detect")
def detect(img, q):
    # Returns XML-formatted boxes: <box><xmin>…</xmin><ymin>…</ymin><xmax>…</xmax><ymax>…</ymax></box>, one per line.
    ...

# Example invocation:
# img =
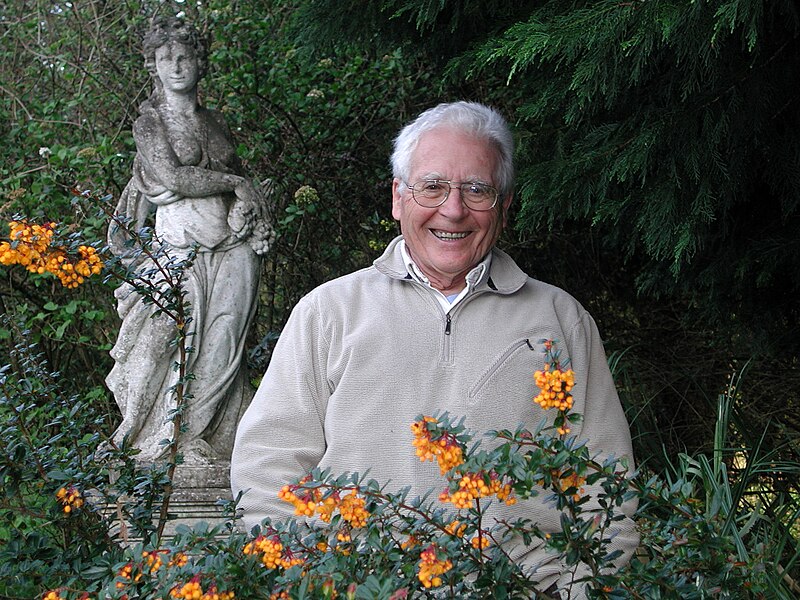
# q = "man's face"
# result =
<box><xmin>392</xmin><ymin>127</ymin><xmax>511</xmax><ymax>294</ymax></box>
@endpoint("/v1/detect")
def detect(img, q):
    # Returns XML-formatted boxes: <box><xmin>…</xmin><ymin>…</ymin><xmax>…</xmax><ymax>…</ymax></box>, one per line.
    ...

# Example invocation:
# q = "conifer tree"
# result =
<box><xmin>295</xmin><ymin>0</ymin><xmax>800</xmax><ymax>354</ymax></box>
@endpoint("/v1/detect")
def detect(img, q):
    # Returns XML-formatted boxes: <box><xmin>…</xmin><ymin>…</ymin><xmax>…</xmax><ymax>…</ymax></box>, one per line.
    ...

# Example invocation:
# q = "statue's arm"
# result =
<box><xmin>133</xmin><ymin>113</ymin><xmax>245</xmax><ymax>200</ymax></box>
<box><xmin>207</xmin><ymin>109</ymin><xmax>245</xmax><ymax>174</ymax></box>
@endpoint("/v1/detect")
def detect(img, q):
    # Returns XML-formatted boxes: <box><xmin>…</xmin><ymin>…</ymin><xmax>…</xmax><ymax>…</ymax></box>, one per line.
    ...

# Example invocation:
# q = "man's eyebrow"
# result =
<box><xmin>415</xmin><ymin>173</ymin><xmax>490</xmax><ymax>183</ymax></box>
<box><xmin>416</xmin><ymin>172</ymin><xmax>445</xmax><ymax>180</ymax></box>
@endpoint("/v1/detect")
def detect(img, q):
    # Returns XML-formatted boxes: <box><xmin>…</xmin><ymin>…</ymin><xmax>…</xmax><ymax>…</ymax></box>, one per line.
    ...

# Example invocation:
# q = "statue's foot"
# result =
<box><xmin>110</xmin><ymin>418</ymin><xmax>136</xmax><ymax>447</ymax></box>
<box><xmin>180</xmin><ymin>439</ymin><xmax>218</xmax><ymax>466</ymax></box>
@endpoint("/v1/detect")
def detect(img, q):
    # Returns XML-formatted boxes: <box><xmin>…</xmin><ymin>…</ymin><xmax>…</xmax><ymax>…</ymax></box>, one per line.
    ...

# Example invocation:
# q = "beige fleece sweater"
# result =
<box><xmin>231</xmin><ymin>236</ymin><xmax>638</xmax><ymax>597</ymax></box>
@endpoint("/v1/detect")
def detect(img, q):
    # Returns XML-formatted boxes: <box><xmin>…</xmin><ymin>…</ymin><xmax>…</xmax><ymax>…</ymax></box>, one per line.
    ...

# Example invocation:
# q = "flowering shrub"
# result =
<box><xmin>3</xmin><ymin>330</ymin><xmax>792</xmax><ymax>598</ymax></box>
<box><xmin>1</xmin><ymin>213</ymin><xmax>797</xmax><ymax>599</ymax></box>
<box><xmin>0</xmin><ymin>220</ymin><xmax>103</xmax><ymax>288</ymax></box>
<box><xmin>55</xmin><ymin>485</ymin><xmax>85</xmax><ymax>514</ymax></box>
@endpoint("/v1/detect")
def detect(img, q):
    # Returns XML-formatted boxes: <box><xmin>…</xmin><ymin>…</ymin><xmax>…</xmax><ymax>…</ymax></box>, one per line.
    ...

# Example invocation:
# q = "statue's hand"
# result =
<box><xmin>229</xmin><ymin>178</ymin><xmax>275</xmax><ymax>253</ymax></box>
<box><xmin>229</xmin><ymin>181</ymin><xmax>259</xmax><ymax>238</ymax></box>
<box><xmin>148</xmin><ymin>187</ymin><xmax>183</xmax><ymax>205</ymax></box>
<box><xmin>234</xmin><ymin>179</ymin><xmax>264</xmax><ymax>209</ymax></box>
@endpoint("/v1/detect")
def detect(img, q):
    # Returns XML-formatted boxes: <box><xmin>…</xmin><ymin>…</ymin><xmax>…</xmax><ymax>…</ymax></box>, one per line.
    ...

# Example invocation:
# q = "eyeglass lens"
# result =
<box><xmin>411</xmin><ymin>180</ymin><xmax>497</xmax><ymax>210</ymax></box>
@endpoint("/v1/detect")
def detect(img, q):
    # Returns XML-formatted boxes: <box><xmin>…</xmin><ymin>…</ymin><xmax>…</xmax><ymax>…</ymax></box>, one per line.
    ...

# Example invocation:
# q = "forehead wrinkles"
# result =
<box><xmin>409</xmin><ymin>132</ymin><xmax>497</xmax><ymax>185</ymax></box>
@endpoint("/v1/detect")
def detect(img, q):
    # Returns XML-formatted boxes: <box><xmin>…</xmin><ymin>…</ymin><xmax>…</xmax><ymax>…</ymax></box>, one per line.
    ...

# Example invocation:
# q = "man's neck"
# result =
<box><xmin>399</xmin><ymin>241</ymin><xmax>491</xmax><ymax>309</ymax></box>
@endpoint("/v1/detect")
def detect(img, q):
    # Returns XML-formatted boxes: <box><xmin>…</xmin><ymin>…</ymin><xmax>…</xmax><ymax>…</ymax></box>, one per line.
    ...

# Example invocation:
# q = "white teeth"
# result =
<box><xmin>433</xmin><ymin>230</ymin><xmax>468</xmax><ymax>240</ymax></box>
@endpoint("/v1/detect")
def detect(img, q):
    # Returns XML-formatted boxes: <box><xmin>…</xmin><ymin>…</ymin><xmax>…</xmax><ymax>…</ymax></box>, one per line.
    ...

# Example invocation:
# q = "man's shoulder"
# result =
<box><xmin>287</xmin><ymin>265</ymin><xmax>395</xmax><ymax>329</ymax></box>
<box><xmin>490</xmin><ymin>248</ymin><xmax>582</xmax><ymax>305</ymax></box>
<box><xmin>300</xmin><ymin>264</ymin><xmax>385</xmax><ymax>302</ymax></box>
<box><xmin>504</xmin><ymin>267</ymin><xmax>588</xmax><ymax>323</ymax></box>
<box><xmin>520</xmin><ymin>274</ymin><xmax>575</xmax><ymax>299</ymax></box>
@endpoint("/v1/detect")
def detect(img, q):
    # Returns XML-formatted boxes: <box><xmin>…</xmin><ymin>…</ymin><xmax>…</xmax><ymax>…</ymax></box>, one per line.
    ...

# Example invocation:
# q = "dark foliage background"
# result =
<box><xmin>1</xmin><ymin>0</ymin><xmax>798</xmax><ymax>568</ymax></box>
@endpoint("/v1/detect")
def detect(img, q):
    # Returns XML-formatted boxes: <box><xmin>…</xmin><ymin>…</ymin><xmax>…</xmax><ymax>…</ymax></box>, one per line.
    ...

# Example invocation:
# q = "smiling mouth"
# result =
<box><xmin>432</xmin><ymin>230</ymin><xmax>468</xmax><ymax>240</ymax></box>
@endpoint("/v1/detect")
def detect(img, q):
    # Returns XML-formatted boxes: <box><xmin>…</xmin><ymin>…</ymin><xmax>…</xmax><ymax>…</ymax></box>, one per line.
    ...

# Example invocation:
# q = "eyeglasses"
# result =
<box><xmin>407</xmin><ymin>179</ymin><xmax>499</xmax><ymax>211</ymax></box>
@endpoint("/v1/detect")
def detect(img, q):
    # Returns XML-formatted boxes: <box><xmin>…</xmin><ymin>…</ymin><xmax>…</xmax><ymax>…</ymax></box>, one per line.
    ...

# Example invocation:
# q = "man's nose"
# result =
<box><xmin>438</xmin><ymin>185</ymin><xmax>469</xmax><ymax>217</ymax></box>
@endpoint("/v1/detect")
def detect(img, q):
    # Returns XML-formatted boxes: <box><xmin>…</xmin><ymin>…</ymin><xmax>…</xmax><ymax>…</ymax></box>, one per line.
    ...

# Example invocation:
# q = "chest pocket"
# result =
<box><xmin>467</xmin><ymin>338</ymin><xmax>550</xmax><ymax>432</ymax></box>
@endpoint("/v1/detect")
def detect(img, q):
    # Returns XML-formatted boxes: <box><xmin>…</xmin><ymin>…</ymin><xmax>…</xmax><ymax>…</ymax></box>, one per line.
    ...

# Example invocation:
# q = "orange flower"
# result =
<box><xmin>533</xmin><ymin>367</ymin><xmax>575</xmax><ymax>412</ymax></box>
<box><xmin>338</xmin><ymin>492</ymin><xmax>369</xmax><ymax>528</ymax></box>
<box><xmin>439</xmin><ymin>471</ymin><xmax>516</xmax><ymax>509</ymax></box>
<box><xmin>552</xmin><ymin>470</ymin><xmax>586</xmax><ymax>502</ymax></box>
<box><xmin>417</xmin><ymin>545</ymin><xmax>453</xmax><ymax>589</ymax></box>
<box><xmin>244</xmin><ymin>535</ymin><xmax>304</xmax><ymax>570</ymax></box>
<box><xmin>0</xmin><ymin>220</ymin><xmax>102</xmax><ymax>287</ymax></box>
<box><xmin>55</xmin><ymin>485</ymin><xmax>84</xmax><ymax>514</ymax></box>
<box><xmin>411</xmin><ymin>417</ymin><xmax>464</xmax><ymax>474</ymax></box>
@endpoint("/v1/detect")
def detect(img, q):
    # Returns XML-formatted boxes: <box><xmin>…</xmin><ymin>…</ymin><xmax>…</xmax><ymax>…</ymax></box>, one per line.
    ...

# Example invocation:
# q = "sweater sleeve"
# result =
<box><xmin>230</xmin><ymin>294</ymin><xmax>330</xmax><ymax>533</ymax></box>
<box><xmin>553</xmin><ymin>312</ymin><xmax>640</xmax><ymax>597</ymax></box>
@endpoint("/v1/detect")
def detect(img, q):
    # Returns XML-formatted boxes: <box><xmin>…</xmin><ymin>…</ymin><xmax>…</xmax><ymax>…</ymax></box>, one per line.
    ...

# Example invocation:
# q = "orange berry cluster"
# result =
<box><xmin>43</xmin><ymin>592</ymin><xmax>91</xmax><ymax>600</ymax></box>
<box><xmin>470</xmin><ymin>534</ymin><xmax>490</xmax><ymax>550</ymax></box>
<box><xmin>337</xmin><ymin>492</ymin><xmax>369</xmax><ymax>528</ymax></box>
<box><xmin>243</xmin><ymin>535</ymin><xmax>303</xmax><ymax>570</ymax></box>
<box><xmin>170</xmin><ymin>575</ymin><xmax>234</xmax><ymax>600</ymax></box>
<box><xmin>417</xmin><ymin>545</ymin><xmax>452</xmax><ymax>589</ymax></box>
<box><xmin>1</xmin><ymin>220</ymin><xmax>54</xmax><ymax>261</ymax></box>
<box><xmin>411</xmin><ymin>416</ymin><xmax>464</xmax><ymax>475</ymax></box>
<box><xmin>0</xmin><ymin>220</ymin><xmax>103</xmax><ymax>288</ymax></box>
<box><xmin>49</xmin><ymin>245</ymin><xmax>103</xmax><ymax>288</ymax></box>
<box><xmin>278</xmin><ymin>480</ymin><xmax>370</xmax><ymax>528</ymax></box>
<box><xmin>533</xmin><ymin>365</ymin><xmax>575</xmax><ymax>412</ymax></box>
<box><xmin>142</xmin><ymin>549</ymin><xmax>170</xmax><ymax>574</ymax></box>
<box><xmin>552</xmin><ymin>470</ymin><xmax>587</xmax><ymax>502</ymax></box>
<box><xmin>116</xmin><ymin>563</ymin><xmax>143</xmax><ymax>589</ymax></box>
<box><xmin>55</xmin><ymin>485</ymin><xmax>84</xmax><ymax>514</ymax></box>
<box><xmin>445</xmin><ymin>520</ymin><xmax>466</xmax><ymax>538</ymax></box>
<box><xmin>115</xmin><ymin>549</ymin><xmax>185</xmax><ymax>590</ymax></box>
<box><xmin>110</xmin><ymin>551</ymin><xmax>192</xmax><ymax>598</ymax></box>
<box><xmin>439</xmin><ymin>471</ymin><xmax>516</xmax><ymax>509</ymax></box>
<box><xmin>169</xmin><ymin>551</ymin><xmax>189</xmax><ymax>568</ymax></box>
<box><xmin>278</xmin><ymin>476</ymin><xmax>324</xmax><ymax>518</ymax></box>
<box><xmin>334</xmin><ymin>537</ymin><xmax>351</xmax><ymax>555</ymax></box>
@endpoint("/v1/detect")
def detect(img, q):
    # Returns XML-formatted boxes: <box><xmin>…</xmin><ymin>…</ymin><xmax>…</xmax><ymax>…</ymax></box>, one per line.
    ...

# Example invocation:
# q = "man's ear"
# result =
<box><xmin>391</xmin><ymin>178</ymin><xmax>404</xmax><ymax>221</ymax></box>
<box><xmin>501</xmin><ymin>194</ymin><xmax>513</xmax><ymax>228</ymax></box>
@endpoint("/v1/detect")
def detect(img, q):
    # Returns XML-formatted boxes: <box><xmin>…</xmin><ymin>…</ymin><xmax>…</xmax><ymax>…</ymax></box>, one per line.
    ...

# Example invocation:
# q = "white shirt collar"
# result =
<box><xmin>399</xmin><ymin>239</ymin><xmax>492</xmax><ymax>312</ymax></box>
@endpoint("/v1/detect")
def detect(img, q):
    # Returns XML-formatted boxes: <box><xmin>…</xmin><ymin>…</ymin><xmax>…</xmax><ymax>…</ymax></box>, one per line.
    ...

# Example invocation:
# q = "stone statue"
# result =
<box><xmin>106</xmin><ymin>16</ymin><xmax>273</xmax><ymax>468</ymax></box>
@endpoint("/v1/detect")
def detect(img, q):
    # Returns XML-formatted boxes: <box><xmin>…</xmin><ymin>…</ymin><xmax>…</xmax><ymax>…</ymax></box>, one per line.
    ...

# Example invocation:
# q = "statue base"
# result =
<box><xmin>162</xmin><ymin>462</ymin><xmax>234</xmax><ymax>537</ymax></box>
<box><xmin>97</xmin><ymin>460</ymin><xmax>238</xmax><ymax>543</ymax></box>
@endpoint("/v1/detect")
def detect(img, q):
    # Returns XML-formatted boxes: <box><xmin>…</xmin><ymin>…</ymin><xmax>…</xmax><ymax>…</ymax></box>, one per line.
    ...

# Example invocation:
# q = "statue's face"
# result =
<box><xmin>154</xmin><ymin>41</ymin><xmax>199</xmax><ymax>94</ymax></box>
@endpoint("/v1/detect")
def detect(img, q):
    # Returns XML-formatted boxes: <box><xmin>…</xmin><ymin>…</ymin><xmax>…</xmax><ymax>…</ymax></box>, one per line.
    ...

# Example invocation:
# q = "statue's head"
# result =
<box><xmin>142</xmin><ymin>16</ymin><xmax>209</xmax><ymax>104</ymax></box>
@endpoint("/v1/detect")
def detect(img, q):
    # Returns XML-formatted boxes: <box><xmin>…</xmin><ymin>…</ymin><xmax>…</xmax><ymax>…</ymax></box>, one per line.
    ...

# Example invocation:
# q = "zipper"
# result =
<box><xmin>440</xmin><ymin>290</ymin><xmax>488</xmax><ymax>363</ymax></box>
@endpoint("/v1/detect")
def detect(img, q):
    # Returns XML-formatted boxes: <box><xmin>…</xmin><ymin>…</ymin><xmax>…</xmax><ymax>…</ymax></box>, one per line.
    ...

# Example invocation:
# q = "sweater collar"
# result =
<box><xmin>399</xmin><ymin>239</ymin><xmax>490</xmax><ymax>289</ymax></box>
<box><xmin>373</xmin><ymin>235</ymin><xmax>528</xmax><ymax>295</ymax></box>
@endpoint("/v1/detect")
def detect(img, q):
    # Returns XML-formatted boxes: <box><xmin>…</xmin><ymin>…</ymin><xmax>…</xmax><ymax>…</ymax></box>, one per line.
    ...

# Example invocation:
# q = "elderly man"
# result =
<box><xmin>231</xmin><ymin>101</ymin><xmax>637</xmax><ymax>596</ymax></box>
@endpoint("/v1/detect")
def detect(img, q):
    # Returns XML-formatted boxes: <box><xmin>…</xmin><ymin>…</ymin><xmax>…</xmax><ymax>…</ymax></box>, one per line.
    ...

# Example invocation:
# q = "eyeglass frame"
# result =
<box><xmin>404</xmin><ymin>179</ymin><xmax>500</xmax><ymax>211</ymax></box>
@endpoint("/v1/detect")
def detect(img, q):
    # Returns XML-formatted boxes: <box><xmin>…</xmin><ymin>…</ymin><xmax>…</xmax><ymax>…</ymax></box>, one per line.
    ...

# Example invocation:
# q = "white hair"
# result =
<box><xmin>391</xmin><ymin>101</ymin><xmax>515</xmax><ymax>199</ymax></box>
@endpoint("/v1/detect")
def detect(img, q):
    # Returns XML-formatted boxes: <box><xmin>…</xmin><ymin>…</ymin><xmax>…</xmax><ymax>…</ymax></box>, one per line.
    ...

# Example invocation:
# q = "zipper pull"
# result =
<box><xmin>445</xmin><ymin>313</ymin><xmax>452</xmax><ymax>335</ymax></box>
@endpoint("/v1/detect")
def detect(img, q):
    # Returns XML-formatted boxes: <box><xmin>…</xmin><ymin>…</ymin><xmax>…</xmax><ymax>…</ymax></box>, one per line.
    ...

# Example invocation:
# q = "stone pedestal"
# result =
<box><xmin>95</xmin><ymin>459</ymin><xmax>238</xmax><ymax>543</ymax></box>
<box><xmin>162</xmin><ymin>462</ymin><xmax>233</xmax><ymax>536</ymax></box>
